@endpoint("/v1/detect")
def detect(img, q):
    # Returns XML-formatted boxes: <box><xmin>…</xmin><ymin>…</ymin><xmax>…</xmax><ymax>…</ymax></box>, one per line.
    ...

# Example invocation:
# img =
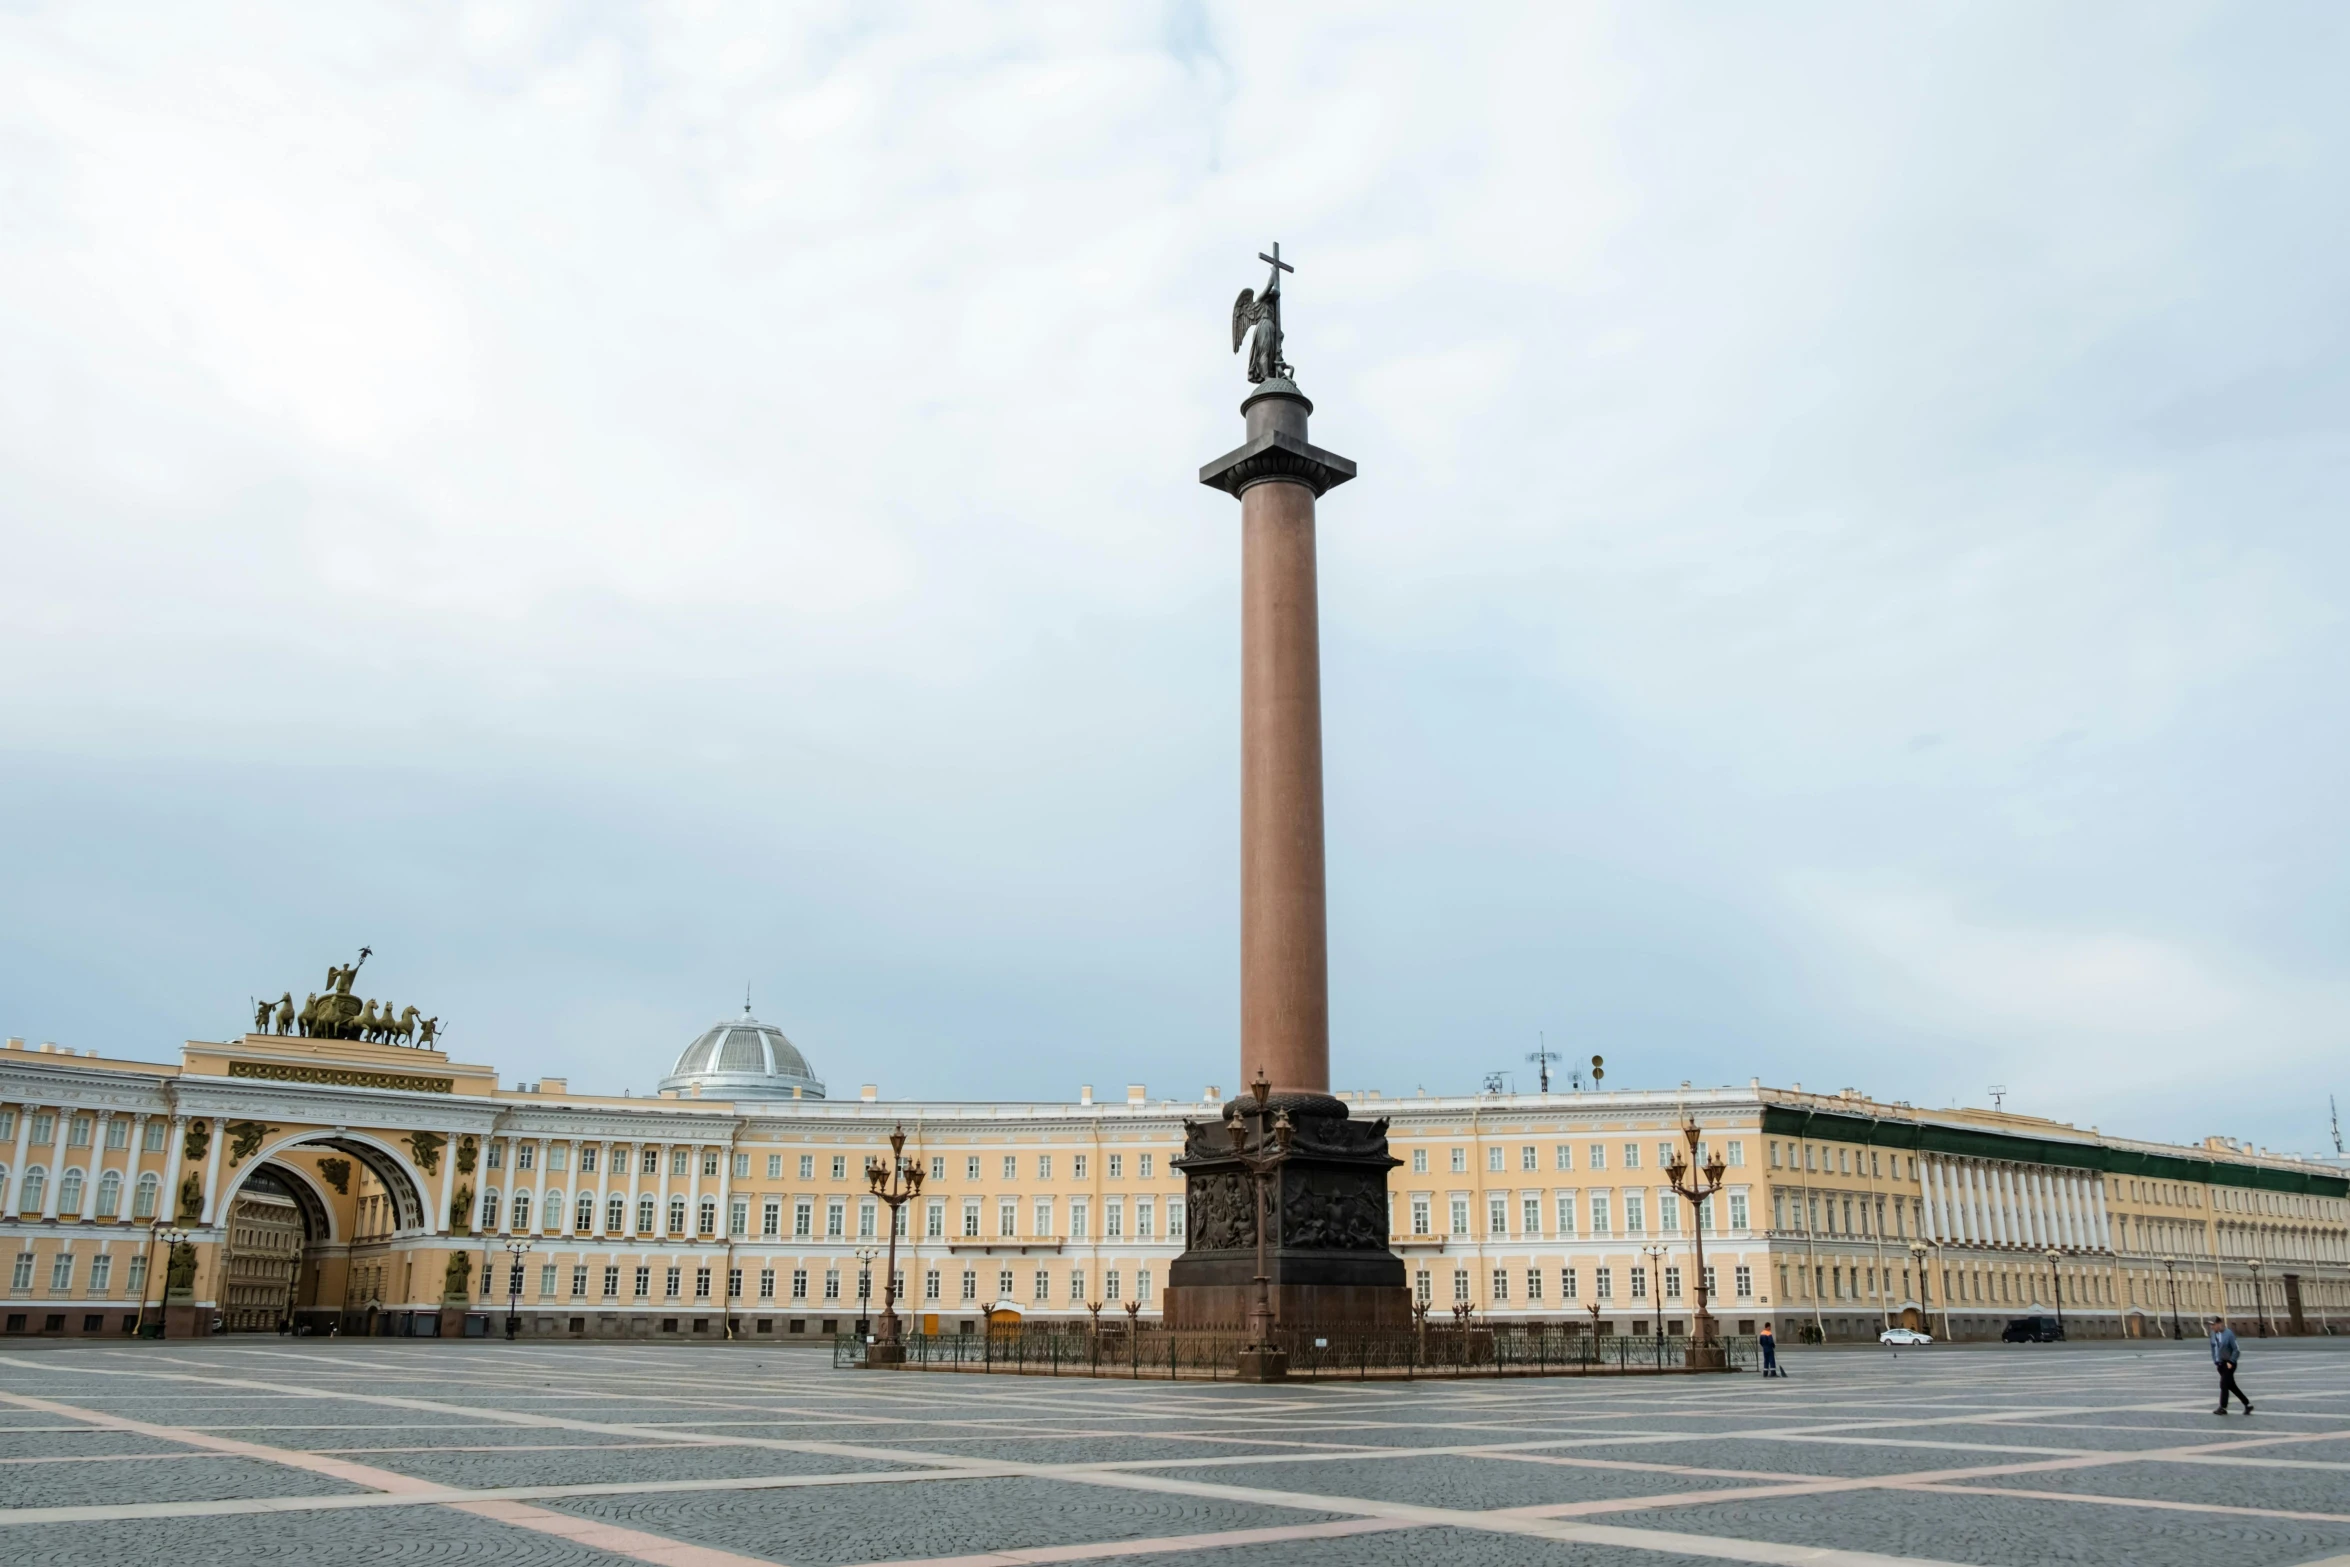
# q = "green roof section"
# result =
<box><xmin>1759</xmin><ymin>1105</ymin><xmax>2349</xmax><ymax>1200</ymax></box>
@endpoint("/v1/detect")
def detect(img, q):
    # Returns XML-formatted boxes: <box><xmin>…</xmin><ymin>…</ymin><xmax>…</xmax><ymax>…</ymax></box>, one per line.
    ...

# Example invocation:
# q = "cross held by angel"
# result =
<box><xmin>1231</xmin><ymin>243</ymin><xmax>1294</xmax><ymax>384</ymax></box>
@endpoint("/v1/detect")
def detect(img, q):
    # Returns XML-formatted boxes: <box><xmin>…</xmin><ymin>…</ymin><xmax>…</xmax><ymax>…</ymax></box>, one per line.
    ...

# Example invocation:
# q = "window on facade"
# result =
<box><xmin>827</xmin><ymin>1200</ymin><xmax>846</xmax><ymax>1238</ymax></box>
<box><xmin>1410</xmin><ymin>1195</ymin><xmax>1431</xmax><ymax>1235</ymax></box>
<box><xmin>1660</xmin><ymin>1195</ymin><xmax>1679</xmax><ymax>1234</ymax></box>
<box><xmin>132</xmin><ymin>1173</ymin><xmax>159</xmax><ymax>1220</ymax></box>
<box><xmin>1001</xmin><ymin>1155</ymin><xmax>1017</xmax><ymax>1179</ymax></box>
<box><xmin>575</xmin><ymin>1193</ymin><xmax>594</xmax><ymax>1231</ymax></box>
<box><xmin>1622</xmin><ymin>1143</ymin><xmax>1639</xmax><ymax>1170</ymax></box>
<box><xmin>1521</xmin><ymin>1195</ymin><xmax>1541</xmax><ymax>1236</ymax></box>
<box><xmin>998</xmin><ymin>1201</ymin><xmax>1016</xmax><ymax>1238</ymax></box>
<box><xmin>964</xmin><ymin>1156</ymin><xmax>980</xmax><ymax>1180</ymax></box>
<box><xmin>1624</xmin><ymin>1193</ymin><xmax>1644</xmax><ymax>1234</ymax></box>
<box><xmin>1589</xmin><ymin>1143</ymin><xmax>1606</xmax><ymax>1170</ymax></box>
<box><xmin>662</xmin><ymin>1197</ymin><xmax>683</xmax><ymax>1232</ymax></box>
<box><xmin>1664</xmin><ymin>1266</ymin><xmax>1682</xmax><ymax>1298</ymax></box>
<box><xmin>857</xmin><ymin>1200</ymin><xmax>876</xmax><ymax>1239</ymax></box>
<box><xmin>1071</xmin><ymin>1199</ymin><xmax>1088</xmax><ymax>1238</ymax></box>
<box><xmin>1595</xmin><ymin>1265</ymin><xmax>1614</xmax><ymax>1299</ymax></box>
<box><xmin>1034</xmin><ymin>1199</ymin><xmax>1053</xmax><ymax>1237</ymax></box>
<box><xmin>789</xmin><ymin>1268</ymin><xmax>807</xmax><ymax>1300</ymax></box>
<box><xmin>579</xmin><ymin>1147</ymin><xmax>597</xmax><ymax>1173</ymax></box>
<box><xmin>693</xmin><ymin>1267</ymin><xmax>711</xmax><ymax>1299</ymax></box>
<box><xmin>1630</xmin><ymin>1266</ymin><xmax>1648</xmax><ymax>1300</ymax></box>
<box><xmin>823</xmin><ymin>1269</ymin><xmax>840</xmax><ymax>1301</ymax></box>
<box><xmin>1484</xmin><ymin>1146</ymin><xmax>1501</xmax><ymax>1173</ymax></box>
<box><xmin>57</xmin><ymin>1168</ymin><xmax>83</xmax><ymax>1214</ymax></box>
<box><xmin>960</xmin><ymin>1270</ymin><xmax>977</xmax><ymax>1302</ymax></box>
<box><xmin>142</xmin><ymin>1120</ymin><xmax>166</xmax><ymax>1153</ymax></box>
<box><xmin>29</xmin><ymin>1113</ymin><xmax>54</xmax><ymax>1145</ymax></box>
<box><xmin>601</xmin><ymin>1266</ymin><xmax>618</xmax><ymax>1298</ymax></box>
<box><xmin>101</xmin><ymin>1119</ymin><xmax>128</xmax><ymax>1151</ymax></box>
<box><xmin>1449</xmin><ymin>1197</ymin><xmax>1469</xmax><ymax>1236</ymax></box>
<box><xmin>1487</xmin><ymin>1195</ymin><xmax>1506</xmax><ymax>1235</ymax></box>
<box><xmin>728</xmin><ymin>1198</ymin><xmax>747</xmax><ymax>1237</ymax></box>
<box><xmin>94</xmin><ymin>1170</ymin><xmax>121</xmax><ymax>1218</ymax></box>
<box><xmin>961</xmin><ymin>1202</ymin><xmax>980</xmax><ymax>1237</ymax></box>
<box><xmin>659</xmin><ymin>1267</ymin><xmax>678</xmax><ymax>1298</ymax></box>
<box><xmin>1450</xmin><ymin>1147</ymin><xmax>1467</xmax><ymax>1173</ymax></box>
<box><xmin>1451</xmin><ymin>1268</ymin><xmax>1470</xmax><ymax>1302</ymax></box>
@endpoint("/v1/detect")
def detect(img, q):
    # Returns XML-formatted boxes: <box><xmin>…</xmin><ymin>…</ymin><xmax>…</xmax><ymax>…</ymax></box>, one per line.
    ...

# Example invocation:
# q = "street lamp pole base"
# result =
<box><xmin>863</xmin><ymin>1343</ymin><xmax>907</xmax><ymax>1368</ymax></box>
<box><xmin>1235</xmin><ymin>1346</ymin><xmax>1289</xmax><ymax>1382</ymax></box>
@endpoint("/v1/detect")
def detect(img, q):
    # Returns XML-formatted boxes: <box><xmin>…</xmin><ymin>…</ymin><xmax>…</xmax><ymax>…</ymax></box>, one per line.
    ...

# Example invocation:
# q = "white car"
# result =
<box><xmin>1879</xmin><ymin>1327</ymin><xmax>1933</xmax><ymax>1346</ymax></box>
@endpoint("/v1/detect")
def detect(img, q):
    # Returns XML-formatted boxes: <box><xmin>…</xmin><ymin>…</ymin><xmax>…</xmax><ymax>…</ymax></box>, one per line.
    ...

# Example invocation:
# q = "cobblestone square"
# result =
<box><xmin>4</xmin><ymin>1339</ymin><xmax>2348</xmax><ymax>1567</ymax></box>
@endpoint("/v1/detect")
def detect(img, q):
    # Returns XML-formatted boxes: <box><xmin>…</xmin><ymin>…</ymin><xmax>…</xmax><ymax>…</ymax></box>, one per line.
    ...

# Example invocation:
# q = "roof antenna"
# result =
<box><xmin>2332</xmin><ymin>1094</ymin><xmax>2343</xmax><ymax>1157</ymax></box>
<box><xmin>745</xmin><ymin>982</ymin><xmax>753</xmax><ymax>1018</ymax></box>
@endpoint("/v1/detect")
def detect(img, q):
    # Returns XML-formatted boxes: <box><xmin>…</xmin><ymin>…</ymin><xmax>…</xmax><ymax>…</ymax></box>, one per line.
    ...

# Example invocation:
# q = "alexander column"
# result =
<box><xmin>1167</xmin><ymin>245</ymin><xmax>1407</xmax><ymax>1344</ymax></box>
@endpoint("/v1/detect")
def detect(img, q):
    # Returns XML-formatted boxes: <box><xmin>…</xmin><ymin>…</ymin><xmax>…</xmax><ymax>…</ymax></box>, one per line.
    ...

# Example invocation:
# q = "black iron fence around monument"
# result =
<box><xmin>834</xmin><ymin>1323</ymin><xmax>1758</xmax><ymax>1379</ymax></box>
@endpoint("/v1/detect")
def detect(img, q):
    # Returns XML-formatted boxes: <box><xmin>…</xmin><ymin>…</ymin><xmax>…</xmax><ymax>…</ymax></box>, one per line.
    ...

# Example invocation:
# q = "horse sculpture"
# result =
<box><xmin>273</xmin><ymin>993</ymin><xmax>295</xmax><ymax>1035</ymax></box>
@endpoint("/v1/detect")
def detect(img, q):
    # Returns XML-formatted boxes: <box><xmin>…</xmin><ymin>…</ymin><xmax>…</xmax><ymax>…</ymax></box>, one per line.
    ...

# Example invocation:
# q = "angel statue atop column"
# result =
<box><xmin>1231</xmin><ymin>243</ymin><xmax>1295</xmax><ymax>384</ymax></box>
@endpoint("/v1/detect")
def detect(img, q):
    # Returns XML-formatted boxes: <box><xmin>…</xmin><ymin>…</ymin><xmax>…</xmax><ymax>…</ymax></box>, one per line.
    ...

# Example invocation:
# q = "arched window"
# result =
<box><xmin>511</xmin><ymin>1192</ymin><xmax>531</xmax><ymax>1230</ymax></box>
<box><xmin>133</xmin><ymin>1172</ymin><xmax>159</xmax><ymax>1219</ymax></box>
<box><xmin>19</xmin><ymin>1167</ymin><xmax>45</xmax><ymax>1213</ymax></box>
<box><xmin>637</xmin><ymin>1195</ymin><xmax>656</xmax><ymax>1233</ymax></box>
<box><xmin>96</xmin><ymin>1170</ymin><xmax>122</xmax><ymax>1218</ymax></box>
<box><xmin>57</xmin><ymin>1167</ymin><xmax>83</xmax><ymax>1214</ymax></box>
<box><xmin>668</xmin><ymin>1196</ymin><xmax>687</xmax><ymax>1233</ymax></box>
<box><xmin>606</xmin><ymin>1195</ymin><xmax>624</xmax><ymax>1232</ymax></box>
<box><xmin>481</xmin><ymin>1187</ymin><xmax>501</xmax><ymax>1228</ymax></box>
<box><xmin>542</xmin><ymin>1190</ymin><xmax>563</xmax><ymax>1232</ymax></box>
<box><xmin>576</xmin><ymin>1192</ymin><xmax>595</xmax><ymax>1231</ymax></box>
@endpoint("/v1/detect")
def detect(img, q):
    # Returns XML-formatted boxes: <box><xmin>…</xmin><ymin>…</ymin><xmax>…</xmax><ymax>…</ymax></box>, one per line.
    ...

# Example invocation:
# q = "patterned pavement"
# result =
<box><xmin>3</xmin><ymin>1338</ymin><xmax>2348</xmax><ymax>1566</ymax></box>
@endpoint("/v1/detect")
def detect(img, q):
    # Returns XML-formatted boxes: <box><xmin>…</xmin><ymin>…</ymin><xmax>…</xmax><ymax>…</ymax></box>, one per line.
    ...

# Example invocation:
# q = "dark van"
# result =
<box><xmin>2001</xmin><ymin>1315</ymin><xmax>2065</xmax><ymax>1343</ymax></box>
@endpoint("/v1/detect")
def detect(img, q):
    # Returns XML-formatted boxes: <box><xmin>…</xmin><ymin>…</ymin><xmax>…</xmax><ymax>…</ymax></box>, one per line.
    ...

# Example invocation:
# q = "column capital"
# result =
<box><xmin>1200</xmin><ymin>429</ymin><xmax>1357</xmax><ymax>499</ymax></box>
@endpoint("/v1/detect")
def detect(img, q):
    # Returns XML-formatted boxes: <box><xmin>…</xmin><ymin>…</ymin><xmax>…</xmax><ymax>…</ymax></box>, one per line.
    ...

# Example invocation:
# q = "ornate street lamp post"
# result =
<box><xmin>1907</xmin><ymin>1242</ymin><xmax>1931</xmax><ymax>1337</ymax></box>
<box><xmin>502</xmin><ymin>1239</ymin><xmax>533</xmax><ymax>1341</ymax></box>
<box><xmin>854</xmin><ymin>1247</ymin><xmax>878</xmax><ymax>1339</ymax></box>
<box><xmin>2247</xmin><ymin>1260</ymin><xmax>2270</xmax><ymax>1337</ymax></box>
<box><xmin>862</xmin><ymin>1126</ymin><xmax>924</xmax><ymax>1367</ymax></box>
<box><xmin>2162</xmin><ymin>1255</ymin><xmax>2183</xmax><ymax>1340</ymax></box>
<box><xmin>1226</xmin><ymin>1070</ymin><xmax>1294</xmax><ymax>1381</ymax></box>
<box><xmin>2043</xmin><ymin>1247</ymin><xmax>2065</xmax><ymax>1338</ymax></box>
<box><xmin>1663</xmin><ymin>1116</ymin><xmax>1729</xmax><ymax>1367</ymax></box>
<box><xmin>135</xmin><ymin>1225</ymin><xmax>189</xmax><ymax>1339</ymax></box>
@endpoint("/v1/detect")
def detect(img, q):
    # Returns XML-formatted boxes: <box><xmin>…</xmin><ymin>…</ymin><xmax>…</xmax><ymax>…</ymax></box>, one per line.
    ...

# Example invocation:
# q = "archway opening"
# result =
<box><xmin>219</xmin><ymin>1165</ymin><xmax>323</xmax><ymax>1332</ymax></box>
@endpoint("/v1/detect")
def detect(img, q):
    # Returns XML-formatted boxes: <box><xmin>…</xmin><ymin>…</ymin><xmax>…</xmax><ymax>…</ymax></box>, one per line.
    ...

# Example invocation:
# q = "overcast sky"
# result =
<box><xmin>3</xmin><ymin>3</ymin><xmax>2345</xmax><ymax>1154</ymax></box>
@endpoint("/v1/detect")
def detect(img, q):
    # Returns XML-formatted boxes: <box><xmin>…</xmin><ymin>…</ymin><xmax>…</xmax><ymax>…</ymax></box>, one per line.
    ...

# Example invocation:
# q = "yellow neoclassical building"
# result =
<box><xmin>2</xmin><ymin>1011</ymin><xmax>2344</xmax><ymax>1343</ymax></box>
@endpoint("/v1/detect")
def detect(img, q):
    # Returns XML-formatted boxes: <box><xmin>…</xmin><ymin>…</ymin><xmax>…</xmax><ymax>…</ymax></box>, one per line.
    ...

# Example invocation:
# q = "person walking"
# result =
<box><xmin>2209</xmin><ymin>1316</ymin><xmax>2253</xmax><ymax>1415</ymax></box>
<box><xmin>1760</xmin><ymin>1323</ymin><xmax>1782</xmax><ymax>1378</ymax></box>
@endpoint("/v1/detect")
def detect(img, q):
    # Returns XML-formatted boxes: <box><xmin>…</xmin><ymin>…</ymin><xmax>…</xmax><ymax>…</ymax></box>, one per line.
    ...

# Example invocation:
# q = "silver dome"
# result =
<box><xmin>659</xmin><ymin>1011</ymin><xmax>825</xmax><ymax>1100</ymax></box>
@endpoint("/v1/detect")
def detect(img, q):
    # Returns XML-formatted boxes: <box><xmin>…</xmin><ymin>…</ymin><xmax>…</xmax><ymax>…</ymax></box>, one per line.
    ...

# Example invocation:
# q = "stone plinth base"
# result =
<box><xmin>162</xmin><ymin>1298</ymin><xmax>209</xmax><ymax>1339</ymax></box>
<box><xmin>440</xmin><ymin>1304</ymin><xmax>472</xmax><ymax>1339</ymax></box>
<box><xmin>1233</xmin><ymin>1346</ymin><xmax>1289</xmax><ymax>1382</ymax></box>
<box><xmin>864</xmin><ymin>1343</ymin><xmax>907</xmax><ymax>1367</ymax></box>
<box><xmin>1163</xmin><ymin>1281</ymin><xmax>1412</xmax><ymax>1332</ymax></box>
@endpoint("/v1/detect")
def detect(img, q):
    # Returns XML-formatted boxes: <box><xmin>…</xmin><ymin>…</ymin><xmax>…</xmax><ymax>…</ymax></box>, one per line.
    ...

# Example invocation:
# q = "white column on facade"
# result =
<box><xmin>626</xmin><ymin>1143</ymin><xmax>643</xmax><ymax>1235</ymax></box>
<box><xmin>432</xmin><ymin>1134</ymin><xmax>454</xmax><ymax>1235</ymax></box>
<box><xmin>129</xmin><ymin>1113</ymin><xmax>153</xmax><ymax>1223</ymax></box>
<box><xmin>1964</xmin><ymin>1162</ymin><xmax>1984</xmax><ymax>1245</ymax></box>
<box><xmin>2089</xmin><ymin>1175</ymin><xmax>2112</xmax><ymax>1251</ymax></box>
<box><xmin>714</xmin><ymin>1139</ymin><xmax>732</xmax><ymax>1241</ymax></box>
<box><xmin>2021</xmin><ymin>1169</ymin><xmax>2042</xmax><ymax>1247</ymax></box>
<box><xmin>4</xmin><ymin>1102</ymin><xmax>34</xmax><ymax>1213</ymax></box>
<box><xmin>40</xmin><ymin>1113</ymin><xmax>67</xmax><ymax>1221</ymax></box>
<box><xmin>1977</xmin><ymin>1163</ymin><xmax>1996</xmax><ymax>1244</ymax></box>
<box><xmin>2072</xmin><ymin>1173</ymin><xmax>2093</xmax><ymax>1248</ymax></box>
<box><xmin>1936</xmin><ymin>1159</ymin><xmax>1955</xmax><ymax>1243</ymax></box>
<box><xmin>1924</xmin><ymin>1158</ymin><xmax>1947</xmax><ymax>1241</ymax></box>
<box><xmin>656</xmin><ymin>1143</ymin><xmax>673</xmax><ymax>1237</ymax></box>
<box><xmin>2055</xmin><ymin>1173</ymin><xmax>2078</xmax><ymax>1248</ymax></box>
<box><xmin>532</xmin><ymin>1139</ymin><xmax>552</xmax><ymax>1235</ymax></box>
<box><xmin>197</xmin><ymin>1116</ymin><xmax>227</xmax><ymax>1226</ymax></box>
<box><xmin>499</xmin><ymin>1138</ymin><xmax>516</xmax><ymax>1233</ymax></box>
<box><xmin>2052</xmin><ymin>1171</ymin><xmax>2073</xmax><ymax>1247</ymax></box>
<box><xmin>566</xmin><ymin>1141</ymin><xmax>583</xmax><ymax>1233</ymax></box>
<box><xmin>164</xmin><ymin>1114</ymin><xmax>186</xmax><ymax>1220</ymax></box>
<box><xmin>1988</xmin><ymin>1166</ymin><xmax>2008</xmax><ymax>1245</ymax></box>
